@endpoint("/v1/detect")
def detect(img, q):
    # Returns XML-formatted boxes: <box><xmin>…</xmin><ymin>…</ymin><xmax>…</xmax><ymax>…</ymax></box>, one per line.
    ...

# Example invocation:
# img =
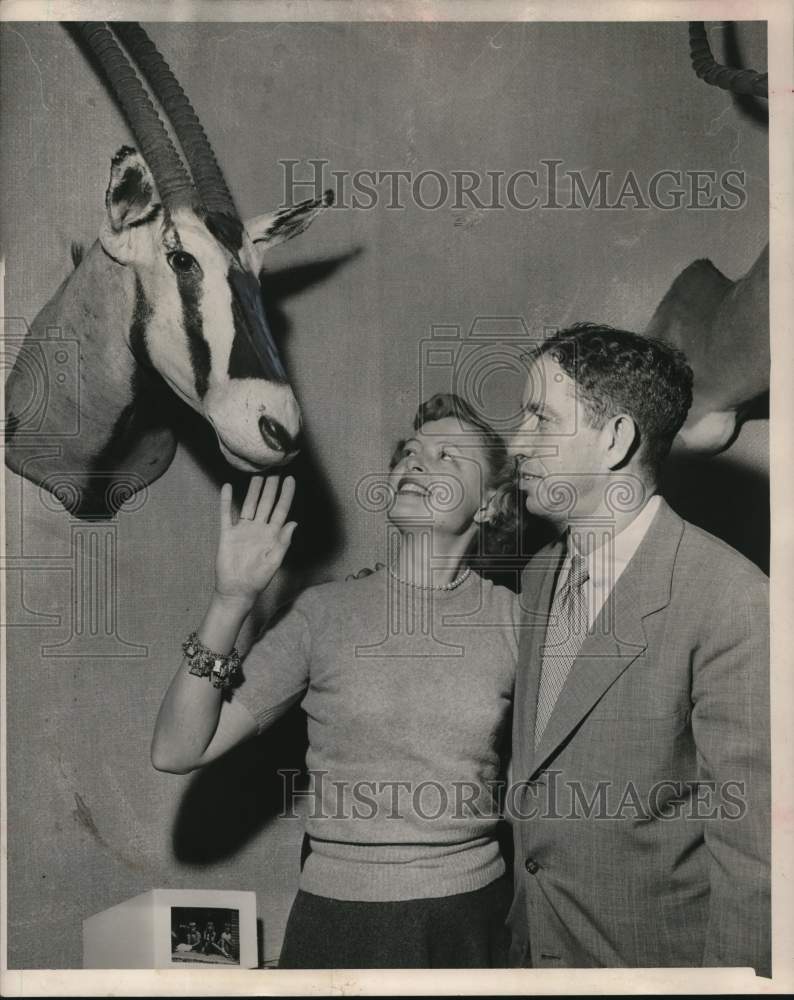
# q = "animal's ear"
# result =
<box><xmin>246</xmin><ymin>190</ymin><xmax>334</xmax><ymax>265</ymax></box>
<box><xmin>100</xmin><ymin>146</ymin><xmax>160</xmax><ymax>260</ymax></box>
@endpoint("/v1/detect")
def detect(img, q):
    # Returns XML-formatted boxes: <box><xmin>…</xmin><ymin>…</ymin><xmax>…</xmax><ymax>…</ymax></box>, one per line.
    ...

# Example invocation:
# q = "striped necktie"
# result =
<box><xmin>534</xmin><ymin>552</ymin><xmax>590</xmax><ymax>746</ymax></box>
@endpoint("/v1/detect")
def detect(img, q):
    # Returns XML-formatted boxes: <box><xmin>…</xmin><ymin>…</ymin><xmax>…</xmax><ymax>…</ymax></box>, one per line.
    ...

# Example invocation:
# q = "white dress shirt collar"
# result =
<box><xmin>558</xmin><ymin>494</ymin><xmax>662</xmax><ymax>628</ymax></box>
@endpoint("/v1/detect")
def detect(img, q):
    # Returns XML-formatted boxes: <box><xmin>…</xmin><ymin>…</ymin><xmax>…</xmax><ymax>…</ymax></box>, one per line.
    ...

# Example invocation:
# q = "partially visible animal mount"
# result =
<box><xmin>646</xmin><ymin>245</ymin><xmax>768</xmax><ymax>453</ymax></box>
<box><xmin>4</xmin><ymin>22</ymin><xmax>332</xmax><ymax>518</ymax></box>
<box><xmin>644</xmin><ymin>22</ymin><xmax>768</xmax><ymax>454</ymax></box>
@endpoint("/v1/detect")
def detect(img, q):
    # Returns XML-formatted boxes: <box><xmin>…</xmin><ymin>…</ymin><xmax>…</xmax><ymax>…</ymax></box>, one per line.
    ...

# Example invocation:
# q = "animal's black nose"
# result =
<box><xmin>259</xmin><ymin>414</ymin><xmax>297</xmax><ymax>455</ymax></box>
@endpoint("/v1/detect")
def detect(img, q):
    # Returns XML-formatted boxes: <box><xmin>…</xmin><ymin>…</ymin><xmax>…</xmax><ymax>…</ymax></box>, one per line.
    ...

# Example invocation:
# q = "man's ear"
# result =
<box><xmin>246</xmin><ymin>190</ymin><xmax>334</xmax><ymax>268</ymax></box>
<box><xmin>604</xmin><ymin>413</ymin><xmax>639</xmax><ymax>469</ymax></box>
<box><xmin>100</xmin><ymin>146</ymin><xmax>160</xmax><ymax>263</ymax></box>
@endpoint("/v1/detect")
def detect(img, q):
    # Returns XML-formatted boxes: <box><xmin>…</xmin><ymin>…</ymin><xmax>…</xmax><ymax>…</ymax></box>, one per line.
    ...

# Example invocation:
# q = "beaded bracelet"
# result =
<box><xmin>182</xmin><ymin>631</ymin><xmax>242</xmax><ymax>690</ymax></box>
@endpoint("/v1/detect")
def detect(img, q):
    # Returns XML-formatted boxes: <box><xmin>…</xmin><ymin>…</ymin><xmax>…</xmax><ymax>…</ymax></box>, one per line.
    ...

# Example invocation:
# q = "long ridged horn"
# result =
<box><xmin>76</xmin><ymin>22</ymin><xmax>195</xmax><ymax>206</ymax></box>
<box><xmin>689</xmin><ymin>22</ymin><xmax>768</xmax><ymax>98</ymax></box>
<box><xmin>111</xmin><ymin>21</ymin><xmax>239</xmax><ymax>220</ymax></box>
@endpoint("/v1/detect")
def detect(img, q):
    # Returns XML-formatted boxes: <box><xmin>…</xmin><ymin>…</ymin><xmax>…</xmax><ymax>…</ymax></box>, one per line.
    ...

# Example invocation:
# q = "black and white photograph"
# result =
<box><xmin>170</xmin><ymin>906</ymin><xmax>239</xmax><ymax>965</ymax></box>
<box><xmin>0</xmin><ymin>0</ymin><xmax>791</xmax><ymax>995</ymax></box>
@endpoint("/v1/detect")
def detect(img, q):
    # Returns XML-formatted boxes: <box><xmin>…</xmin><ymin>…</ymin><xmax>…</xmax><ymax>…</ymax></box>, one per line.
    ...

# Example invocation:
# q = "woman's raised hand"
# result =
<box><xmin>213</xmin><ymin>475</ymin><xmax>297</xmax><ymax>609</ymax></box>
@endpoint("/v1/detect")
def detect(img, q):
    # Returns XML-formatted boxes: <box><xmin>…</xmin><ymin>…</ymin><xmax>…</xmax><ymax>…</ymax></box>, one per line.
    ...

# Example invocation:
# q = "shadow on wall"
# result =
<box><xmin>172</xmin><ymin>705</ymin><xmax>308</xmax><ymax>865</ymax></box>
<box><xmin>660</xmin><ymin>417</ymin><xmax>769</xmax><ymax>576</ymax></box>
<box><xmin>482</xmin><ymin>420</ymin><xmax>770</xmax><ymax>585</ymax></box>
<box><xmin>173</xmin><ymin>392</ymin><xmax>345</xmax><ymax>591</ymax></box>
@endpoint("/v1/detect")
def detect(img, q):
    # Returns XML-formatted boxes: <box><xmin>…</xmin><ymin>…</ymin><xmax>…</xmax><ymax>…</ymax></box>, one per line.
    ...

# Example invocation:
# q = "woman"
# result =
<box><xmin>152</xmin><ymin>393</ymin><xmax>521</xmax><ymax>968</ymax></box>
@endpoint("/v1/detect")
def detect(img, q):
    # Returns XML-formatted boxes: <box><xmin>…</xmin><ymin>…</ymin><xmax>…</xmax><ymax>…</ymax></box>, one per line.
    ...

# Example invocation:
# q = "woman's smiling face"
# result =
<box><xmin>387</xmin><ymin>417</ymin><xmax>494</xmax><ymax>536</ymax></box>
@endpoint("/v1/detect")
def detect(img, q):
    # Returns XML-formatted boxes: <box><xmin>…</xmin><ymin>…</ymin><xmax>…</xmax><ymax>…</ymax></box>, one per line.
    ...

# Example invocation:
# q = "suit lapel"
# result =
<box><xmin>529</xmin><ymin>585</ymin><xmax>649</xmax><ymax>777</ymax></box>
<box><xmin>522</xmin><ymin>498</ymin><xmax>685</xmax><ymax>780</ymax></box>
<box><xmin>513</xmin><ymin>539</ymin><xmax>565</xmax><ymax>781</ymax></box>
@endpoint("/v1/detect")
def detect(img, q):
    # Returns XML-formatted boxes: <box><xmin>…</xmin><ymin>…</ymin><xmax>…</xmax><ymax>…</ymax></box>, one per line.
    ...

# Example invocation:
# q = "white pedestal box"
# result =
<box><xmin>82</xmin><ymin>888</ymin><xmax>258</xmax><ymax>969</ymax></box>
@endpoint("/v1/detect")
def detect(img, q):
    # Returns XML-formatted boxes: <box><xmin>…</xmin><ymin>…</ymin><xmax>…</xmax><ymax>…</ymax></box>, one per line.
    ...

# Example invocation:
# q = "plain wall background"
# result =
<box><xmin>1</xmin><ymin>20</ymin><xmax>768</xmax><ymax>968</ymax></box>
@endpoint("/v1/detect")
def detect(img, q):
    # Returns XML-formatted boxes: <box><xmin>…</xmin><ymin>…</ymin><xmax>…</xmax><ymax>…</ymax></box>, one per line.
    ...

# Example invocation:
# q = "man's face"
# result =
<box><xmin>508</xmin><ymin>353</ymin><xmax>606</xmax><ymax>524</ymax></box>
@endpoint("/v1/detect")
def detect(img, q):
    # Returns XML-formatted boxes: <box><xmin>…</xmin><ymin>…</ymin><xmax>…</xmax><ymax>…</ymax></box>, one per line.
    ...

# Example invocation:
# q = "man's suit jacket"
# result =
<box><xmin>507</xmin><ymin>497</ymin><xmax>770</xmax><ymax>974</ymax></box>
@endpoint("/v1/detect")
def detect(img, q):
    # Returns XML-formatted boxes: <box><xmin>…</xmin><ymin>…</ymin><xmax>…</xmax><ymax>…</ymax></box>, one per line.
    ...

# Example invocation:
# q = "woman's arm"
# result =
<box><xmin>150</xmin><ymin>591</ymin><xmax>258</xmax><ymax>772</ymax></box>
<box><xmin>151</xmin><ymin>475</ymin><xmax>297</xmax><ymax>774</ymax></box>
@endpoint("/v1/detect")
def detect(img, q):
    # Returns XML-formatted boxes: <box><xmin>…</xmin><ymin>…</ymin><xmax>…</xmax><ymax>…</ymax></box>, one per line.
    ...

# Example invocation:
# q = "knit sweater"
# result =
<box><xmin>234</xmin><ymin>566</ymin><xmax>519</xmax><ymax>901</ymax></box>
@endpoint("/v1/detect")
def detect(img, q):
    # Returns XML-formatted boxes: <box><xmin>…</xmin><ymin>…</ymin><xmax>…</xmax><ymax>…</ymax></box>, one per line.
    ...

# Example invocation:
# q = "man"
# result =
<box><xmin>505</xmin><ymin>323</ymin><xmax>770</xmax><ymax>974</ymax></box>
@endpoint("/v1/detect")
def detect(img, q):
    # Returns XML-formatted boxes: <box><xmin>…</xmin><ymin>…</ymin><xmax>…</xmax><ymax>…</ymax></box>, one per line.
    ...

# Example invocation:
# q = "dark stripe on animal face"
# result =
<box><xmin>227</xmin><ymin>267</ymin><xmax>287</xmax><ymax>382</ymax></box>
<box><xmin>176</xmin><ymin>271</ymin><xmax>211</xmax><ymax>399</ymax></box>
<box><xmin>204</xmin><ymin>211</ymin><xmax>244</xmax><ymax>254</ymax></box>
<box><xmin>130</xmin><ymin>274</ymin><xmax>154</xmax><ymax>369</ymax></box>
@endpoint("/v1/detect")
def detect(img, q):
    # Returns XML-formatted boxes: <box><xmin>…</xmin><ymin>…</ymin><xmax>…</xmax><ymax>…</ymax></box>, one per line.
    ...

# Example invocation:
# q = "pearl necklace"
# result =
<box><xmin>387</xmin><ymin>564</ymin><xmax>472</xmax><ymax>592</ymax></box>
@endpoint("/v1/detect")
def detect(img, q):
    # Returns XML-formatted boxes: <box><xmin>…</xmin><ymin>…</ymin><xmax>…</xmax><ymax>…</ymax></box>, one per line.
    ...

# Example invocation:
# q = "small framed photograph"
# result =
<box><xmin>83</xmin><ymin>888</ymin><xmax>257</xmax><ymax>968</ymax></box>
<box><xmin>170</xmin><ymin>905</ymin><xmax>240</xmax><ymax>965</ymax></box>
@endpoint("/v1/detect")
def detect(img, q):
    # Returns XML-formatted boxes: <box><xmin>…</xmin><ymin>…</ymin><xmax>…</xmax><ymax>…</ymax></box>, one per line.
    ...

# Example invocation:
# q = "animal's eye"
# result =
<box><xmin>168</xmin><ymin>251</ymin><xmax>198</xmax><ymax>274</ymax></box>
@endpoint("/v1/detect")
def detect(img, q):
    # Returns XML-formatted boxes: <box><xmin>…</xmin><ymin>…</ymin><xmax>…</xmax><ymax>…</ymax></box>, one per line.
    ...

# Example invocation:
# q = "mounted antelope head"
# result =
<box><xmin>4</xmin><ymin>22</ymin><xmax>332</xmax><ymax>517</ymax></box>
<box><xmin>644</xmin><ymin>22</ymin><xmax>768</xmax><ymax>454</ymax></box>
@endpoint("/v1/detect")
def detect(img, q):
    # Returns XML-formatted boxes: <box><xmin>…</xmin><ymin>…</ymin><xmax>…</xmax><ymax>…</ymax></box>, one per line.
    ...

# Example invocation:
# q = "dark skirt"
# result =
<box><xmin>278</xmin><ymin>874</ymin><xmax>513</xmax><ymax>969</ymax></box>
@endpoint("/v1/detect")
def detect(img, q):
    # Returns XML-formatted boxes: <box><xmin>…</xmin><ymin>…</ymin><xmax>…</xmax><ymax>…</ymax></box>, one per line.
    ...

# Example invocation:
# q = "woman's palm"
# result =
<box><xmin>215</xmin><ymin>475</ymin><xmax>297</xmax><ymax>603</ymax></box>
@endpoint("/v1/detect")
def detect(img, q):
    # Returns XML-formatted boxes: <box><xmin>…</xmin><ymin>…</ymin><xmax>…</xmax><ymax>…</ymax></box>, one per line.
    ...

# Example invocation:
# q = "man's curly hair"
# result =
<box><xmin>535</xmin><ymin>323</ymin><xmax>694</xmax><ymax>478</ymax></box>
